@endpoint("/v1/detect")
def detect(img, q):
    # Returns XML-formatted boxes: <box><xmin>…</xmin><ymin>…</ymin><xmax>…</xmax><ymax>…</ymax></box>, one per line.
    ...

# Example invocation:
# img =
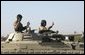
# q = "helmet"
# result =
<box><xmin>41</xmin><ymin>20</ymin><xmax>47</xmax><ymax>26</ymax></box>
<box><xmin>17</xmin><ymin>14</ymin><xmax>22</xmax><ymax>19</ymax></box>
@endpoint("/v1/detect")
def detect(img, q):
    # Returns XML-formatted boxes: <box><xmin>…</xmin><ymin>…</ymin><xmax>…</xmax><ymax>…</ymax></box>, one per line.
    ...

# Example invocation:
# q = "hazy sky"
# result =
<box><xmin>1</xmin><ymin>1</ymin><xmax>84</xmax><ymax>37</ymax></box>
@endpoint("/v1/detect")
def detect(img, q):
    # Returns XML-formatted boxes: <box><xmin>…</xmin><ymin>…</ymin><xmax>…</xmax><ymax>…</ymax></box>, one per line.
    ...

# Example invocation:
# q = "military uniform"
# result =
<box><xmin>39</xmin><ymin>26</ymin><xmax>47</xmax><ymax>31</ymax></box>
<box><xmin>39</xmin><ymin>26</ymin><xmax>48</xmax><ymax>33</ymax></box>
<box><xmin>13</xmin><ymin>20</ymin><xmax>27</xmax><ymax>32</ymax></box>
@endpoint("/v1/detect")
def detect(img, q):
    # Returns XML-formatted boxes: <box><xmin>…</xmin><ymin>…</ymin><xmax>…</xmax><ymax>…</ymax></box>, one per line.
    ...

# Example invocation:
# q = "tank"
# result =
<box><xmin>1</xmin><ymin>30</ymin><xmax>84</xmax><ymax>54</ymax></box>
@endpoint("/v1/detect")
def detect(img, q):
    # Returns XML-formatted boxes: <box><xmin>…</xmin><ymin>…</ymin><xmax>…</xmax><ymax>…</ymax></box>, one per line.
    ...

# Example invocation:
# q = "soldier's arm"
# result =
<box><xmin>48</xmin><ymin>26</ymin><xmax>52</xmax><ymax>30</ymax></box>
<box><xmin>22</xmin><ymin>26</ymin><xmax>27</xmax><ymax>31</ymax></box>
<box><xmin>48</xmin><ymin>22</ymin><xmax>54</xmax><ymax>30</ymax></box>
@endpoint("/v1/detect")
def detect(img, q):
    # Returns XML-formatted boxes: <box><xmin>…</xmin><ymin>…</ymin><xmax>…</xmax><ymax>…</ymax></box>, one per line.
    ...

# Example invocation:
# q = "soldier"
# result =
<box><xmin>5</xmin><ymin>14</ymin><xmax>30</xmax><ymax>42</ymax></box>
<box><xmin>23</xmin><ymin>21</ymin><xmax>32</xmax><ymax>36</ymax></box>
<box><xmin>26</xmin><ymin>21</ymin><xmax>31</xmax><ymax>33</ymax></box>
<box><xmin>13</xmin><ymin>14</ymin><xmax>27</xmax><ymax>32</ymax></box>
<box><xmin>39</xmin><ymin>20</ymin><xmax>55</xmax><ymax>34</ymax></box>
<box><xmin>39</xmin><ymin>20</ymin><xmax>56</xmax><ymax>42</ymax></box>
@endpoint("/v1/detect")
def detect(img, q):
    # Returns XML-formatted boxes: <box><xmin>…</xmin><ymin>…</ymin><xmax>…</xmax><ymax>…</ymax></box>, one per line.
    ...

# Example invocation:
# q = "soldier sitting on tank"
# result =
<box><xmin>39</xmin><ymin>20</ymin><xmax>55</xmax><ymax>34</ymax></box>
<box><xmin>6</xmin><ymin>14</ymin><xmax>29</xmax><ymax>42</ymax></box>
<box><xmin>14</xmin><ymin>14</ymin><xmax>29</xmax><ymax>33</ymax></box>
<box><xmin>39</xmin><ymin>20</ymin><xmax>57</xmax><ymax>42</ymax></box>
<box><xmin>22</xmin><ymin>21</ymin><xmax>33</xmax><ymax>36</ymax></box>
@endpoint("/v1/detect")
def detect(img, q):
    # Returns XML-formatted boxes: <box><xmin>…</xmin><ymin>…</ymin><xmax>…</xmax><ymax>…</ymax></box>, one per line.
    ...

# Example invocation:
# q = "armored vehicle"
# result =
<box><xmin>1</xmin><ymin>29</ymin><xmax>84</xmax><ymax>54</ymax></box>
